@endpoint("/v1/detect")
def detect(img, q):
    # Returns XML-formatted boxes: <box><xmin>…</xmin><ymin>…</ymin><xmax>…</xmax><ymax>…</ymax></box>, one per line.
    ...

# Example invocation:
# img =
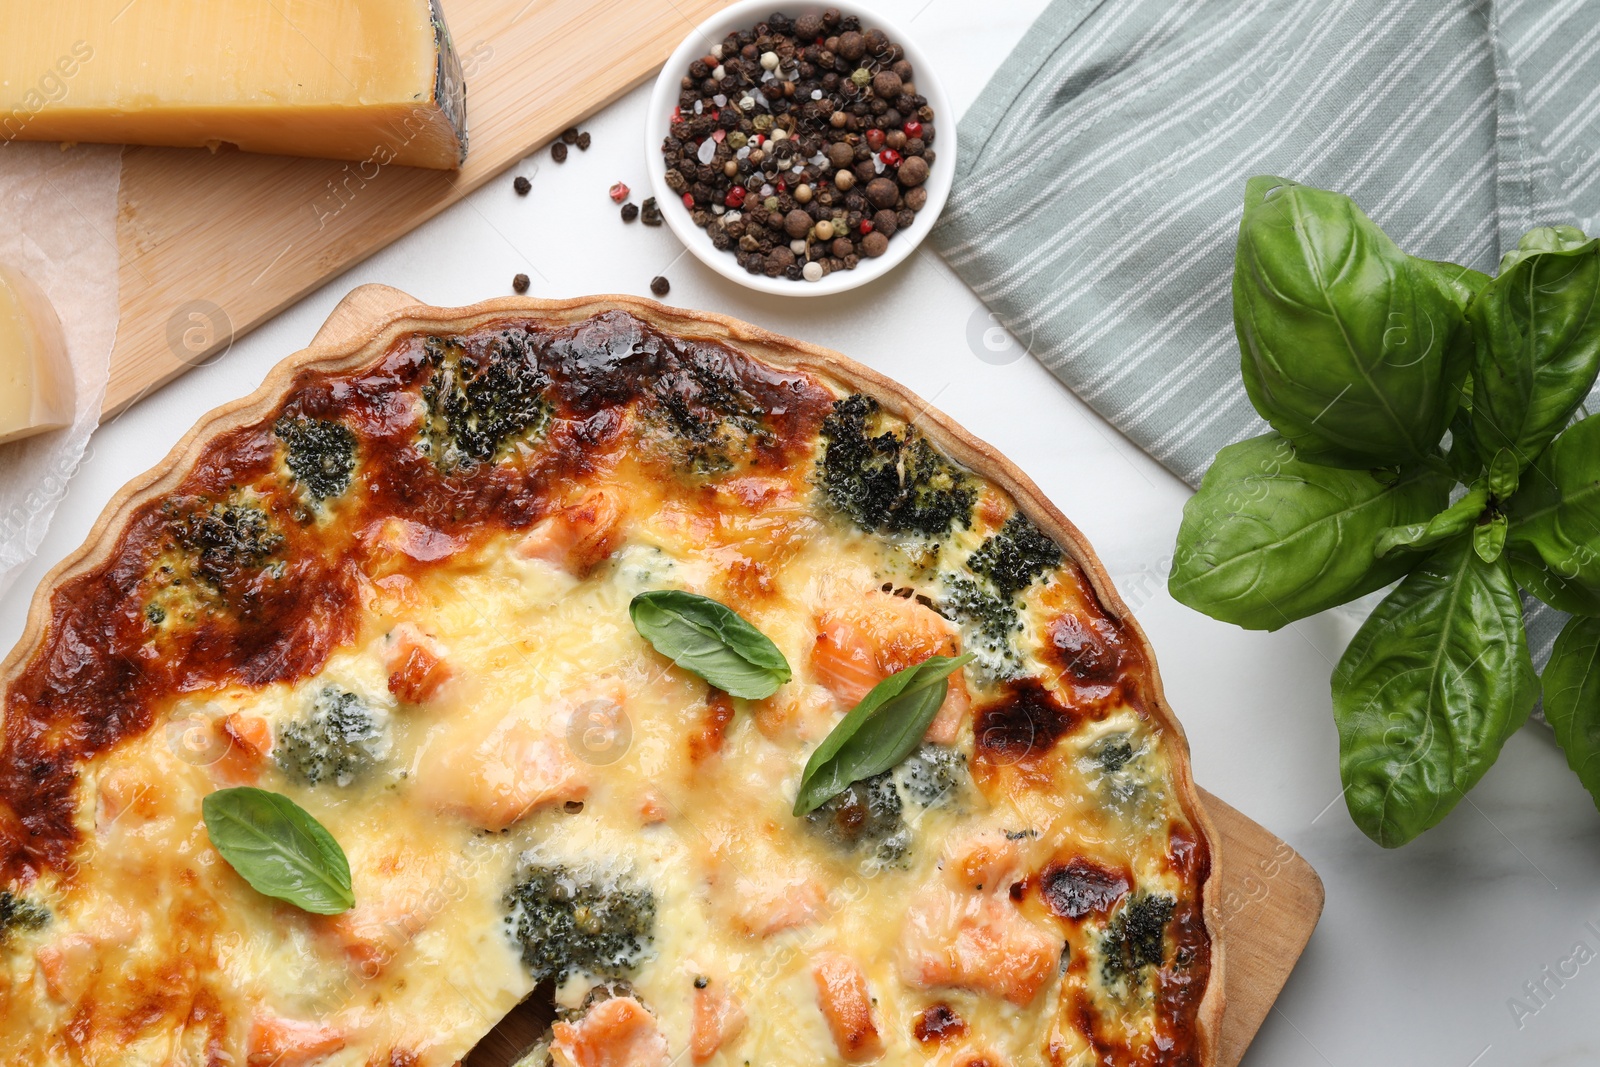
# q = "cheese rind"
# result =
<box><xmin>0</xmin><ymin>265</ymin><xmax>74</xmax><ymax>445</ymax></box>
<box><xmin>0</xmin><ymin>0</ymin><xmax>468</xmax><ymax>170</ymax></box>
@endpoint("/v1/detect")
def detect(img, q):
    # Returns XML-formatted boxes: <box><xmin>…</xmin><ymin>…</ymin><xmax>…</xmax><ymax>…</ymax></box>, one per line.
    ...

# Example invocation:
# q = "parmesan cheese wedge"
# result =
<box><xmin>0</xmin><ymin>0</ymin><xmax>468</xmax><ymax>170</ymax></box>
<box><xmin>0</xmin><ymin>265</ymin><xmax>74</xmax><ymax>446</ymax></box>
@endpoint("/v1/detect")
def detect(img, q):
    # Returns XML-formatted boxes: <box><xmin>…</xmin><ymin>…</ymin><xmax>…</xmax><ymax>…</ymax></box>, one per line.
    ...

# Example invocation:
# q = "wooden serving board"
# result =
<box><xmin>105</xmin><ymin>0</ymin><xmax>733</xmax><ymax>416</ymax></box>
<box><xmin>309</xmin><ymin>283</ymin><xmax>1327</xmax><ymax>1067</ymax></box>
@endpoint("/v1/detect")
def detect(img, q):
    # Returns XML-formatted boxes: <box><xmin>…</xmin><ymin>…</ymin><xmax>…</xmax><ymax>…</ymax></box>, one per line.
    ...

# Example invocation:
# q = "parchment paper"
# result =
<box><xmin>0</xmin><ymin>143</ymin><xmax>121</xmax><ymax>600</ymax></box>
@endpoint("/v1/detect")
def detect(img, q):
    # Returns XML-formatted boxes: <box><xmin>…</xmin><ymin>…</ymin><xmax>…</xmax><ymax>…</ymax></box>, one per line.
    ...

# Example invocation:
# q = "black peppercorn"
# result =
<box><xmin>512</xmin><ymin>273</ymin><xmax>530</xmax><ymax>294</ymax></box>
<box><xmin>513</xmin><ymin>175</ymin><xmax>531</xmax><ymax>196</ymax></box>
<box><xmin>577</xmin><ymin>131</ymin><xmax>591</xmax><ymax>151</ymax></box>
<box><xmin>561</xmin><ymin>126</ymin><xmax>579</xmax><ymax>144</ymax></box>
<box><xmin>621</xmin><ymin>202</ymin><xmax>639</xmax><ymax>222</ymax></box>
<box><xmin>650</xmin><ymin>275</ymin><xmax>671</xmax><ymax>297</ymax></box>
<box><xmin>551</xmin><ymin>141</ymin><xmax>567</xmax><ymax>163</ymax></box>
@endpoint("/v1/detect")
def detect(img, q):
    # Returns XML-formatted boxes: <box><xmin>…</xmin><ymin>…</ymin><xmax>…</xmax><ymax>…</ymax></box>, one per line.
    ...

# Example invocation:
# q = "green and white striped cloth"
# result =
<box><xmin>933</xmin><ymin>0</ymin><xmax>1600</xmax><ymax>666</ymax></box>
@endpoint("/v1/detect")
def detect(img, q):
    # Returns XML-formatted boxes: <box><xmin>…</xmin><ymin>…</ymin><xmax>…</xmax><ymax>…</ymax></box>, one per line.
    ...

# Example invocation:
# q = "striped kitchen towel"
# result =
<box><xmin>932</xmin><ymin>0</ymin><xmax>1600</xmax><ymax>667</ymax></box>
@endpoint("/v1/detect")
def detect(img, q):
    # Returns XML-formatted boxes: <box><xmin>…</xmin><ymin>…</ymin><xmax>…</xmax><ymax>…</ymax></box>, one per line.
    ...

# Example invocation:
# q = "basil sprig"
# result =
<box><xmin>630</xmin><ymin>590</ymin><xmax>792</xmax><ymax>699</ymax></box>
<box><xmin>202</xmin><ymin>787</ymin><xmax>354</xmax><ymax>915</ymax></box>
<box><xmin>793</xmin><ymin>653</ymin><xmax>973</xmax><ymax>816</ymax></box>
<box><xmin>1175</xmin><ymin>185</ymin><xmax>1600</xmax><ymax>847</ymax></box>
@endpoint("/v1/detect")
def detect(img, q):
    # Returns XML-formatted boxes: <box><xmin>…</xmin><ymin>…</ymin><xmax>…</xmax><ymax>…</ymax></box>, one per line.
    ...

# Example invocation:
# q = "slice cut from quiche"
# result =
<box><xmin>0</xmin><ymin>297</ymin><xmax>1222</xmax><ymax>1066</ymax></box>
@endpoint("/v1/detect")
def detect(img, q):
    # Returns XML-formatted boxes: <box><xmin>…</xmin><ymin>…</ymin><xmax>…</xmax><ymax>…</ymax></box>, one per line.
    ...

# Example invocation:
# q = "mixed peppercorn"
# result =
<box><xmin>662</xmin><ymin>9</ymin><xmax>937</xmax><ymax>282</ymax></box>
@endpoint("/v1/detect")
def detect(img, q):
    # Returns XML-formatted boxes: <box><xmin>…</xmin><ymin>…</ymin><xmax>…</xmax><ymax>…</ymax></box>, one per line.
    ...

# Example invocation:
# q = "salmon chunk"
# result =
<box><xmin>811</xmin><ymin>952</ymin><xmax>884</xmax><ymax>1061</ymax></box>
<box><xmin>550</xmin><ymin>996</ymin><xmax>669</xmax><ymax>1067</ymax></box>
<box><xmin>811</xmin><ymin>589</ymin><xmax>970</xmax><ymax>741</ymax></box>
<box><xmin>247</xmin><ymin>1013</ymin><xmax>346</xmax><ymax>1067</ymax></box>
<box><xmin>690</xmin><ymin>980</ymin><xmax>746</xmax><ymax>1062</ymax></box>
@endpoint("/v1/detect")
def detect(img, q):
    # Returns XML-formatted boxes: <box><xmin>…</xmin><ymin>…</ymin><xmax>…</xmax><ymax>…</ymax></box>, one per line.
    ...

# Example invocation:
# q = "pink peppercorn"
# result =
<box><xmin>880</xmin><ymin>148</ymin><xmax>903</xmax><ymax>167</ymax></box>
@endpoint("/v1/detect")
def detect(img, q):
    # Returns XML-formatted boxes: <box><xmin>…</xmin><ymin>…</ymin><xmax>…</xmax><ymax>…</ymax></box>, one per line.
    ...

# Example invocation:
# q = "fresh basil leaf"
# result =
<box><xmin>793</xmin><ymin>653</ymin><xmax>973</xmax><ymax>816</ymax></box>
<box><xmin>1375</xmin><ymin>483</ymin><xmax>1488</xmax><ymax>559</ymax></box>
<box><xmin>1505</xmin><ymin>412</ymin><xmax>1600</xmax><ymax>614</ymax></box>
<box><xmin>1332</xmin><ymin>539</ymin><xmax>1538</xmax><ymax>847</ymax></box>
<box><xmin>1466</xmin><ymin>231</ymin><xmax>1600</xmax><ymax>470</ymax></box>
<box><xmin>1473</xmin><ymin>511</ymin><xmax>1508</xmax><ymax>563</ymax></box>
<box><xmin>1169</xmin><ymin>433</ymin><xmax>1452</xmax><ymax>630</ymax></box>
<box><xmin>1423</xmin><ymin>258</ymin><xmax>1493</xmax><ymax>308</ymax></box>
<box><xmin>1543</xmin><ymin>615</ymin><xmax>1600</xmax><ymax>813</ymax></box>
<box><xmin>202</xmin><ymin>787</ymin><xmax>354</xmax><ymax>915</ymax></box>
<box><xmin>630</xmin><ymin>590</ymin><xmax>791</xmax><ymax>699</ymax></box>
<box><xmin>1499</xmin><ymin>224</ymin><xmax>1592</xmax><ymax>272</ymax></box>
<box><xmin>1234</xmin><ymin>176</ymin><xmax>1470</xmax><ymax>468</ymax></box>
<box><xmin>1487</xmin><ymin>448</ymin><xmax>1521</xmax><ymax>500</ymax></box>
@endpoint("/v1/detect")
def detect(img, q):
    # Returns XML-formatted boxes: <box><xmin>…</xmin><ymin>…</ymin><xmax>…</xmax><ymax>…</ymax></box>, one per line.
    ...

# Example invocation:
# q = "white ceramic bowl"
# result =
<box><xmin>644</xmin><ymin>0</ymin><xmax>955</xmax><ymax>297</ymax></box>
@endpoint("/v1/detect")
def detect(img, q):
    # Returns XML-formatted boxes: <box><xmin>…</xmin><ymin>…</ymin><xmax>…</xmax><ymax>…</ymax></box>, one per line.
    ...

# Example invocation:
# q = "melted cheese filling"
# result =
<box><xmin>1</xmin><ymin>398</ymin><xmax>1198</xmax><ymax>1067</ymax></box>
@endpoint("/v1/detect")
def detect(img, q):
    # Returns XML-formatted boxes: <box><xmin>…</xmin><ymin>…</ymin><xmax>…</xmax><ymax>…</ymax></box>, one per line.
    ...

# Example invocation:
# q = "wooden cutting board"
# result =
<box><xmin>308</xmin><ymin>283</ymin><xmax>1327</xmax><ymax>1067</ymax></box>
<box><xmin>105</xmin><ymin>0</ymin><xmax>732</xmax><ymax>416</ymax></box>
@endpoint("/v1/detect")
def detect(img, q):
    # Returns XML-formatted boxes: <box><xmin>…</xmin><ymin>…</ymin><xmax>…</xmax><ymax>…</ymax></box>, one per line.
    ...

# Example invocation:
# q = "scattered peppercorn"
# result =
<box><xmin>577</xmin><ymin>131</ymin><xmax>592</xmax><ymax>151</ymax></box>
<box><xmin>650</xmin><ymin>275</ymin><xmax>671</xmax><ymax>297</ymax></box>
<box><xmin>660</xmin><ymin>13</ymin><xmax>936</xmax><ymax>281</ymax></box>
<box><xmin>513</xmin><ymin>175</ymin><xmax>532</xmax><ymax>196</ymax></box>
<box><xmin>610</xmin><ymin>181</ymin><xmax>630</xmax><ymax>202</ymax></box>
<box><xmin>551</xmin><ymin>141</ymin><xmax>568</xmax><ymax>163</ymax></box>
<box><xmin>640</xmin><ymin>197</ymin><xmax>664</xmax><ymax>226</ymax></box>
<box><xmin>512</xmin><ymin>273</ymin><xmax>530</xmax><ymax>294</ymax></box>
<box><xmin>621</xmin><ymin>202</ymin><xmax>639</xmax><ymax>223</ymax></box>
<box><xmin>561</xmin><ymin>127</ymin><xmax>579</xmax><ymax>145</ymax></box>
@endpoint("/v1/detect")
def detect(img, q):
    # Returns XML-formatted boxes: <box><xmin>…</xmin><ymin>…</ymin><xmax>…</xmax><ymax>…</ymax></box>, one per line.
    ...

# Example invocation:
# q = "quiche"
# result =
<box><xmin>0</xmin><ymin>296</ymin><xmax>1222</xmax><ymax>1066</ymax></box>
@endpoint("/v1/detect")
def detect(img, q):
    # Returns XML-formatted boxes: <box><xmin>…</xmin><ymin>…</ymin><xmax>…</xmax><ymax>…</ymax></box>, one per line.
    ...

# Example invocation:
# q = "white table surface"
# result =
<box><xmin>4</xmin><ymin>3</ymin><xmax>1599</xmax><ymax>1064</ymax></box>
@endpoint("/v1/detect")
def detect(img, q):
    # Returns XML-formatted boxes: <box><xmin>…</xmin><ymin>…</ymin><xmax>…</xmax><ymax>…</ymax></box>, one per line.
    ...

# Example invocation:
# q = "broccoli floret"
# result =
<box><xmin>170</xmin><ymin>499</ymin><xmax>283</xmax><ymax>589</ymax></box>
<box><xmin>895</xmin><ymin>743</ymin><xmax>970</xmax><ymax>807</ymax></box>
<box><xmin>805</xmin><ymin>771</ymin><xmax>912</xmax><ymax>868</ymax></box>
<box><xmin>421</xmin><ymin>332</ymin><xmax>551</xmax><ymax>466</ymax></box>
<box><xmin>274</xmin><ymin>686</ymin><xmax>390</xmax><ymax>787</ymax></box>
<box><xmin>1097</xmin><ymin>738</ymin><xmax>1135</xmax><ymax>773</ymax></box>
<box><xmin>807</xmin><ymin>750</ymin><xmax>968</xmax><ymax>868</ymax></box>
<box><xmin>0</xmin><ymin>891</ymin><xmax>48</xmax><ymax>942</ymax></box>
<box><xmin>967</xmin><ymin>513</ymin><xmax>1062</xmax><ymax>600</ymax></box>
<box><xmin>940</xmin><ymin>575</ymin><xmax>1023</xmax><ymax>675</ymax></box>
<box><xmin>1100</xmin><ymin>893</ymin><xmax>1175</xmax><ymax>986</ymax></box>
<box><xmin>504</xmin><ymin>862</ymin><xmax>656</xmax><ymax>985</ymax></box>
<box><xmin>275</xmin><ymin>417</ymin><xmax>357</xmax><ymax>501</ymax></box>
<box><xmin>648</xmin><ymin>387</ymin><xmax>764</xmax><ymax>478</ymax></box>
<box><xmin>818</xmin><ymin>394</ymin><xmax>976</xmax><ymax>538</ymax></box>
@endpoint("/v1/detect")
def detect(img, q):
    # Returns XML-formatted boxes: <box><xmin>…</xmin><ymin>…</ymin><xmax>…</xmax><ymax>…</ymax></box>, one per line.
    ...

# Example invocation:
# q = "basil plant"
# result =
<box><xmin>1172</xmin><ymin>176</ymin><xmax>1600</xmax><ymax>847</ymax></box>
